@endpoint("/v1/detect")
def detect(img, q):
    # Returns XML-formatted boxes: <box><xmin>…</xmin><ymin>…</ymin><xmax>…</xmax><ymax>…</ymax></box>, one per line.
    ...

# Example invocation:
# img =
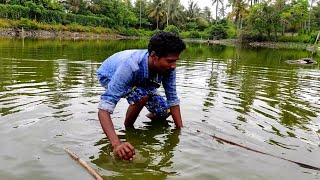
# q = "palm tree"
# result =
<box><xmin>219</xmin><ymin>2</ymin><xmax>225</xmax><ymax>19</ymax></box>
<box><xmin>186</xmin><ymin>0</ymin><xmax>201</xmax><ymax>22</ymax></box>
<box><xmin>165</xmin><ymin>0</ymin><xmax>184</xmax><ymax>26</ymax></box>
<box><xmin>64</xmin><ymin>0</ymin><xmax>81</xmax><ymax>13</ymax></box>
<box><xmin>87</xmin><ymin>0</ymin><xmax>100</xmax><ymax>14</ymax></box>
<box><xmin>148</xmin><ymin>0</ymin><xmax>166</xmax><ymax>29</ymax></box>
<box><xmin>166</xmin><ymin>0</ymin><xmax>171</xmax><ymax>26</ymax></box>
<box><xmin>212</xmin><ymin>0</ymin><xmax>223</xmax><ymax>20</ymax></box>
<box><xmin>274</xmin><ymin>0</ymin><xmax>286</xmax><ymax>35</ymax></box>
<box><xmin>202</xmin><ymin>6</ymin><xmax>213</xmax><ymax>22</ymax></box>
<box><xmin>228</xmin><ymin>0</ymin><xmax>248</xmax><ymax>29</ymax></box>
<box><xmin>308</xmin><ymin>0</ymin><xmax>316</xmax><ymax>32</ymax></box>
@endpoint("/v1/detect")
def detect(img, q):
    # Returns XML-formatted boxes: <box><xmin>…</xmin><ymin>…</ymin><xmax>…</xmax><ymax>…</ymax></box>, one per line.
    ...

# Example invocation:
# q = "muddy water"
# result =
<box><xmin>0</xmin><ymin>38</ymin><xmax>320</xmax><ymax>179</ymax></box>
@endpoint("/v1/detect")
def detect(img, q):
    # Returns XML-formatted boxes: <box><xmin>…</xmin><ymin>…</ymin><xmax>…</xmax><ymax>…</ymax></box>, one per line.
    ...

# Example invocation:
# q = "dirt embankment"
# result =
<box><xmin>0</xmin><ymin>28</ymin><xmax>125</xmax><ymax>40</ymax></box>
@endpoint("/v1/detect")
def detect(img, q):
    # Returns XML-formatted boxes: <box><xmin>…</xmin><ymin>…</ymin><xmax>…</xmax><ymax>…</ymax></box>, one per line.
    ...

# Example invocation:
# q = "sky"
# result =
<box><xmin>132</xmin><ymin>0</ymin><xmax>216</xmax><ymax>11</ymax></box>
<box><xmin>180</xmin><ymin>0</ymin><xmax>214</xmax><ymax>10</ymax></box>
<box><xmin>132</xmin><ymin>0</ymin><xmax>226</xmax><ymax>18</ymax></box>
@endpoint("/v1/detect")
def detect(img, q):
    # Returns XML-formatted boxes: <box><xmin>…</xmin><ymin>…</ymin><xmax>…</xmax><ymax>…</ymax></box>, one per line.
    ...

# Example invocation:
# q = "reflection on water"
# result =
<box><xmin>0</xmin><ymin>38</ymin><xmax>320</xmax><ymax>179</ymax></box>
<box><xmin>92</xmin><ymin>121</ymin><xmax>180</xmax><ymax>179</ymax></box>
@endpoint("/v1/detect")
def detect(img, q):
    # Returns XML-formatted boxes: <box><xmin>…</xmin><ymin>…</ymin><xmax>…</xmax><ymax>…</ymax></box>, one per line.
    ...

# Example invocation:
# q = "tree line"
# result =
<box><xmin>0</xmin><ymin>0</ymin><xmax>319</xmax><ymax>42</ymax></box>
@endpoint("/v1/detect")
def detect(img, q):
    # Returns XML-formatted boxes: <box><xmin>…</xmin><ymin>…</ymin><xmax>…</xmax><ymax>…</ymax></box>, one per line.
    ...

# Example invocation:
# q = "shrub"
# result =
<box><xmin>237</xmin><ymin>29</ymin><xmax>267</xmax><ymax>43</ymax></box>
<box><xmin>179</xmin><ymin>31</ymin><xmax>190</xmax><ymax>39</ymax></box>
<box><xmin>117</xmin><ymin>27</ymin><xmax>139</xmax><ymax>36</ymax></box>
<box><xmin>0</xmin><ymin>19</ymin><xmax>12</xmax><ymax>28</ymax></box>
<box><xmin>0</xmin><ymin>4</ymin><xmax>29</xmax><ymax>20</ymax></box>
<box><xmin>207</xmin><ymin>24</ymin><xmax>228</xmax><ymax>40</ymax></box>
<box><xmin>189</xmin><ymin>30</ymin><xmax>201</xmax><ymax>38</ymax></box>
<box><xmin>277</xmin><ymin>34</ymin><xmax>315</xmax><ymax>43</ymax></box>
<box><xmin>164</xmin><ymin>25</ymin><xmax>179</xmax><ymax>35</ymax></box>
<box><xmin>16</xmin><ymin>18</ymin><xmax>39</xmax><ymax>30</ymax></box>
<box><xmin>226</xmin><ymin>25</ymin><xmax>237</xmax><ymax>38</ymax></box>
<box><xmin>0</xmin><ymin>4</ymin><xmax>115</xmax><ymax>28</ymax></box>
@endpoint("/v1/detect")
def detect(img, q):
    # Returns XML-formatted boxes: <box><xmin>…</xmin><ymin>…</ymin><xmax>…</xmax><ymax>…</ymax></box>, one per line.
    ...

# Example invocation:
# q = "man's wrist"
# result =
<box><xmin>111</xmin><ymin>140</ymin><xmax>122</xmax><ymax>149</ymax></box>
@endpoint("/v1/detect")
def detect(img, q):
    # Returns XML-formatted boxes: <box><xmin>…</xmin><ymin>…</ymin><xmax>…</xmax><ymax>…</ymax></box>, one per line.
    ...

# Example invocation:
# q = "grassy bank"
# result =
<box><xmin>0</xmin><ymin>18</ymin><xmax>318</xmax><ymax>51</ymax></box>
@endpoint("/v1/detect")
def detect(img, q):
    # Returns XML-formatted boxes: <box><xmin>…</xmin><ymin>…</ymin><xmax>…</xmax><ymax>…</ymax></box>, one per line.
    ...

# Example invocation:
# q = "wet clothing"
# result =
<box><xmin>96</xmin><ymin>49</ymin><xmax>179</xmax><ymax>117</ymax></box>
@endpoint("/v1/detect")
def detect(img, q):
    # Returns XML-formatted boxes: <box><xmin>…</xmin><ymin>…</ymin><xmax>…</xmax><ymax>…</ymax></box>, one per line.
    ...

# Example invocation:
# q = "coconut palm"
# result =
<box><xmin>87</xmin><ymin>0</ymin><xmax>100</xmax><ymax>14</ymax></box>
<box><xmin>202</xmin><ymin>6</ymin><xmax>213</xmax><ymax>22</ymax></box>
<box><xmin>228</xmin><ymin>0</ymin><xmax>248</xmax><ymax>29</ymax></box>
<box><xmin>64</xmin><ymin>0</ymin><xmax>81</xmax><ymax>13</ymax></box>
<box><xmin>219</xmin><ymin>5</ymin><xmax>226</xmax><ymax>19</ymax></box>
<box><xmin>148</xmin><ymin>0</ymin><xmax>166</xmax><ymax>29</ymax></box>
<box><xmin>308</xmin><ymin>0</ymin><xmax>316</xmax><ymax>31</ymax></box>
<box><xmin>185</xmin><ymin>0</ymin><xmax>201</xmax><ymax>22</ymax></box>
<box><xmin>165</xmin><ymin>0</ymin><xmax>184</xmax><ymax>26</ymax></box>
<box><xmin>212</xmin><ymin>0</ymin><xmax>223</xmax><ymax>20</ymax></box>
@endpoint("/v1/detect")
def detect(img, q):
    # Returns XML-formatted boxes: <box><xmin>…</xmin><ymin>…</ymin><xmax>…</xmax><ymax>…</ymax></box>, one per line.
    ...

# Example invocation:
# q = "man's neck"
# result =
<box><xmin>148</xmin><ymin>56</ymin><xmax>158</xmax><ymax>78</ymax></box>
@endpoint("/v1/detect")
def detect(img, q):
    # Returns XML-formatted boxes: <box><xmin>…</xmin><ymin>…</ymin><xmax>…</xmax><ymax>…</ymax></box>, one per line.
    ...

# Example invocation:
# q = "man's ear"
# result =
<box><xmin>150</xmin><ymin>51</ymin><xmax>158</xmax><ymax>60</ymax></box>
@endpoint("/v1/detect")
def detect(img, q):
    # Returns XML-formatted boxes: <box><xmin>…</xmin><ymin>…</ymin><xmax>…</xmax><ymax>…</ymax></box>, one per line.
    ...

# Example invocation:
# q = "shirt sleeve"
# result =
<box><xmin>98</xmin><ymin>62</ymin><xmax>134</xmax><ymax>113</ymax></box>
<box><xmin>162</xmin><ymin>69</ymin><xmax>180</xmax><ymax>107</ymax></box>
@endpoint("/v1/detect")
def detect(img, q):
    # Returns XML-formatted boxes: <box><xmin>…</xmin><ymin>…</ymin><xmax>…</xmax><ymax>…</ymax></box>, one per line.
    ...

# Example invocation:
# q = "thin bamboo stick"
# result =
<box><xmin>64</xmin><ymin>148</ymin><xmax>103</xmax><ymax>180</ymax></box>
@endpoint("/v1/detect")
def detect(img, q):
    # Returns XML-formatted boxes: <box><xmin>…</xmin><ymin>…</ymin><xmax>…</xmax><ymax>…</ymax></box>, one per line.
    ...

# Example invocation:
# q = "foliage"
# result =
<box><xmin>179</xmin><ymin>31</ymin><xmax>190</xmax><ymax>39</ymax></box>
<box><xmin>0</xmin><ymin>18</ymin><xmax>13</xmax><ymax>28</ymax></box>
<box><xmin>117</xmin><ymin>26</ymin><xmax>139</xmax><ymax>36</ymax></box>
<box><xmin>195</xmin><ymin>18</ymin><xmax>209</xmax><ymax>31</ymax></box>
<box><xmin>0</xmin><ymin>0</ymin><xmax>318</xmax><ymax>43</ymax></box>
<box><xmin>207</xmin><ymin>23</ymin><xmax>228</xmax><ymax>39</ymax></box>
<box><xmin>237</xmin><ymin>29</ymin><xmax>267</xmax><ymax>42</ymax></box>
<box><xmin>0</xmin><ymin>4</ymin><xmax>30</xmax><ymax>20</ymax></box>
<box><xmin>277</xmin><ymin>32</ymin><xmax>318</xmax><ymax>43</ymax></box>
<box><xmin>246</xmin><ymin>3</ymin><xmax>279</xmax><ymax>37</ymax></box>
<box><xmin>164</xmin><ymin>25</ymin><xmax>179</xmax><ymax>34</ymax></box>
<box><xmin>16</xmin><ymin>18</ymin><xmax>39</xmax><ymax>30</ymax></box>
<box><xmin>226</xmin><ymin>24</ymin><xmax>237</xmax><ymax>38</ymax></box>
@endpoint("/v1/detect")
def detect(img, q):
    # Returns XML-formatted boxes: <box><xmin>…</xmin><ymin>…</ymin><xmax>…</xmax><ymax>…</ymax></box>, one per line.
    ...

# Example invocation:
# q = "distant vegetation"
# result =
<box><xmin>0</xmin><ymin>0</ymin><xmax>319</xmax><ymax>43</ymax></box>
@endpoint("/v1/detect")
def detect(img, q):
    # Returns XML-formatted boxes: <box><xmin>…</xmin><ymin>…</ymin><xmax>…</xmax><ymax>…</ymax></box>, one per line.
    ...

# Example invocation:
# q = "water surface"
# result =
<box><xmin>0</xmin><ymin>38</ymin><xmax>320</xmax><ymax>179</ymax></box>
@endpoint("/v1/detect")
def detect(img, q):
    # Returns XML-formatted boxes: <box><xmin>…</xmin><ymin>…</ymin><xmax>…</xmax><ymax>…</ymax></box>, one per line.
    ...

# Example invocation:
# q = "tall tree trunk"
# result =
<box><xmin>167</xmin><ymin>0</ymin><xmax>170</xmax><ymax>27</ymax></box>
<box><xmin>216</xmin><ymin>2</ymin><xmax>219</xmax><ymax>21</ymax></box>
<box><xmin>308</xmin><ymin>10</ymin><xmax>311</xmax><ymax>32</ymax></box>
<box><xmin>139</xmin><ymin>0</ymin><xmax>142</xmax><ymax>28</ymax></box>
<box><xmin>157</xmin><ymin>18</ymin><xmax>159</xmax><ymax>29</ymax></box>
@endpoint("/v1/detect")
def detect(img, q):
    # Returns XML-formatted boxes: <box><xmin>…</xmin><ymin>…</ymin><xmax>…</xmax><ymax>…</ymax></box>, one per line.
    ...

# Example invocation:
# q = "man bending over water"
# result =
<box><xmin>96</xmin><ymin>31</ymin><xmax>186</xmax><ymax>160</ymax></box>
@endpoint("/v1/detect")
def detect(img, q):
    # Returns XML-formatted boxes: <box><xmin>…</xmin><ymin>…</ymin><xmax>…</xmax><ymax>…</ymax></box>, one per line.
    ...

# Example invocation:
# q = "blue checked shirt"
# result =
<box><xmin>97</xmin><ymin>49</ymin><xmax>180</xmax><ymax>113</ymax></box>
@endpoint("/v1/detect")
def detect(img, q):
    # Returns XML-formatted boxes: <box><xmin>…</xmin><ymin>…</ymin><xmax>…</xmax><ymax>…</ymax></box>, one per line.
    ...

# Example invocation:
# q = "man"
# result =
<box><xmin>96</xmin><ymin>31</ymin><xmax>186</xmax><ymax>160</ymax></box>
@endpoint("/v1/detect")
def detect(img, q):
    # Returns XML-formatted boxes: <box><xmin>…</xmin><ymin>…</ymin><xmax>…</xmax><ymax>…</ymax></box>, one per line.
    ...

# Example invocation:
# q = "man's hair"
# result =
<box><xmin>148</xmin><ymin>31</ymin><xmax>186</xmax><ymax>58</ymax></box>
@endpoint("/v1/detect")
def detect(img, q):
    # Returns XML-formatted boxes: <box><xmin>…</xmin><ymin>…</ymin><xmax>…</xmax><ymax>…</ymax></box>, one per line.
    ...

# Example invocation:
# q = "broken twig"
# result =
<box><xmin>64</xmin><ymin>148</ymin><xmax>103</xmax><ymax>180</ymax></box>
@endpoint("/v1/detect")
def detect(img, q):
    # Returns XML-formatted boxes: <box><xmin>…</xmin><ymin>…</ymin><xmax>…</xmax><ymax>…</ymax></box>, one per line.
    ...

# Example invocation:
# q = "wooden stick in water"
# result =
<box><xmin>64</xmin><ymin>148</ymin><xmax>103</xmax><ymax>180</ymax></box>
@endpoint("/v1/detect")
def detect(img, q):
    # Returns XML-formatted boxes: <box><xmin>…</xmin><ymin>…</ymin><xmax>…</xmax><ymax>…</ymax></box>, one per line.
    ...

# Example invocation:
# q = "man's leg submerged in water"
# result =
<box><xmin>124</xmin><ymin>95</ymin><xmax>149</xmax><ymax>126</ymax></box>
<box><xmin>124</xmin><ymin>86</ymin><xmax>170</xmax><ymax>126</ymax></box>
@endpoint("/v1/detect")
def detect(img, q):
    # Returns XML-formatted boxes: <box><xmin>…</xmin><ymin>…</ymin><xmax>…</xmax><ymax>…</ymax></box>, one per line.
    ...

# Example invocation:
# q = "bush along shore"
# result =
<box><xmin>0</xmin><ymin>18</ymin><xmax>318</xmax><ymax>51</ymax></box>
<box><xmin>0</xmin><ymin>27</ymin><xmax>316</xmax><ymax>51</ymax></box>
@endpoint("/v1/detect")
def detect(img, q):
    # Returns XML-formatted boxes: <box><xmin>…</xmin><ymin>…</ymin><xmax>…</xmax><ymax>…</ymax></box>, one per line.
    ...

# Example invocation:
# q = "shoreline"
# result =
<box><xmin>0</xmin><ymin>28</ymin><xmax>317</xmax><ymax>51</ymax></box>
<box><xmin>0</xmin><ymin>28</ymin><xmax>126</xmax><ymax>40</ymax></box>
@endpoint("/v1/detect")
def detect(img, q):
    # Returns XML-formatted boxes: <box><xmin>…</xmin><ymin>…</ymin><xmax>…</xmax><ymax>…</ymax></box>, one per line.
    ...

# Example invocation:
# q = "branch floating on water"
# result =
<box><xmin>64</xmin><ymin>148</ymin><xmax>103</xmax><ymax>180</ymax></box>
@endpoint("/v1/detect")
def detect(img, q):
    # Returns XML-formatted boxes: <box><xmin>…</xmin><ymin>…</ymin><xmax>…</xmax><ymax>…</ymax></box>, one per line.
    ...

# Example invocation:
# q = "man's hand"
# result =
<box><xmin>170</xmin><ymin>105</ymin><xmax>183</xmax><ymax>128</ymax></box>
<box><xmin>113</xmin><ymin>142</ymin><xmax>135</xmax><ymax>160</ymax></box>
<box><xmin>98</xmin><ymin>110</ymin><xmax>136</xmax><ymax>160</ymax></box>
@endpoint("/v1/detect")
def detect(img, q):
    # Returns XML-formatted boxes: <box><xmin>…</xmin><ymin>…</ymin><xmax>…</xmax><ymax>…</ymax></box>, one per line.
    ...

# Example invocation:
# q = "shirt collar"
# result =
<box><xmin>143</xmin><ymin>50</ymin><xmax>149</xmax><ymax>79</ymax></box>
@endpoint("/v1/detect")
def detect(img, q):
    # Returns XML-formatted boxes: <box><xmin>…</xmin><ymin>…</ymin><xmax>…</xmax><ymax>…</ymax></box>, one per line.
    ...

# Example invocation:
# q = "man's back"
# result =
<box><xmin>97</xmin><ymin>49</ymin><xmax>148</xmax><ymax>80</ymax></box>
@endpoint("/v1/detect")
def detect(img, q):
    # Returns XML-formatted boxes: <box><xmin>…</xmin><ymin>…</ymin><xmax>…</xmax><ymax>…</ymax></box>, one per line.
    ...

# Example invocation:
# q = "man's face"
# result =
<box><xmin>153</xmin><ymin>52</ymin><xmax>180</xmax><ymax>73</ymax></box>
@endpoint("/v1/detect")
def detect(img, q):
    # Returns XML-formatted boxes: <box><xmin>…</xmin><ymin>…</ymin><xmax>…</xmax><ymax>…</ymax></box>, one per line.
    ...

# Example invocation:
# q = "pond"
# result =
<box><xmin>0</xmin><ymin>37</ymin><xmax>320</xmax><ymax>180</ymax></box>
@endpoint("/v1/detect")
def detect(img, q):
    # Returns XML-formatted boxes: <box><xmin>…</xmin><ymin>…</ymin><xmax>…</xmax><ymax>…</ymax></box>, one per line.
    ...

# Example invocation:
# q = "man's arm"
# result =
<box><xmin>162</xmin><ymin>70</ymin><xmax>183</xmax><ymax>128</ymax></box>
<box><xmin>98</xmin><ymin>109</ymin><xmax>135</xmax><ymax>160</ymax></box>
<box><xmin>98</xmin><ymin>109</ymin><xmax>121</xmax><ymax>148</ymax></box>
<box><xmin>170</xmin><ymin>105</ymin><xmax>183</xmax><ymax>128</ymax></box>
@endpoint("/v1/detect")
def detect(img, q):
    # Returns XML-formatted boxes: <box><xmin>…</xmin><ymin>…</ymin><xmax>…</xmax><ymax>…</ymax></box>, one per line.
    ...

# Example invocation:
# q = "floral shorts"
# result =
<box><xmin>124</xmin><ymin>86</ymin><xmax>170</xmax><ymax>118</ymax></box>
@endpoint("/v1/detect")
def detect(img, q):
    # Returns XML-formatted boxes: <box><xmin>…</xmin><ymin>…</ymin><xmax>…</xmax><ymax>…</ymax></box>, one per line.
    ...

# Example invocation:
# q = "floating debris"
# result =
<box><xmin>285</xmin><ymin>58</ymin><xmax>317</xmax><ymax>65</ymax></box>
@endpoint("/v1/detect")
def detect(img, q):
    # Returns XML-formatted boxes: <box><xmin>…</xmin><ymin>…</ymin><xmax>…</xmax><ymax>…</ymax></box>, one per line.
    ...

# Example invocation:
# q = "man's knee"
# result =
<box><xmin>135</xmin><ymin>95</ymin><xmax>149</xmax><ymax>105</ymax></box>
